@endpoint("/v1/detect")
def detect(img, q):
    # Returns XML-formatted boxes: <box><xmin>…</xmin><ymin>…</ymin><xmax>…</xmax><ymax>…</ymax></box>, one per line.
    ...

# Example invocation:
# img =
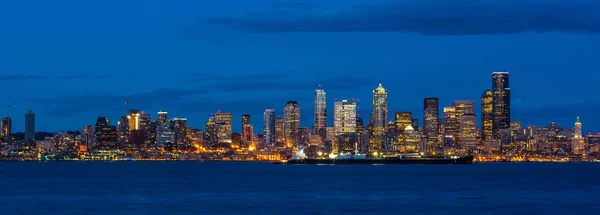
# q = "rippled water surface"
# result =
<box><xmin>1</xmin><ymin>162</ymin><xmax>599</xmax><ymax>214</ymax></box>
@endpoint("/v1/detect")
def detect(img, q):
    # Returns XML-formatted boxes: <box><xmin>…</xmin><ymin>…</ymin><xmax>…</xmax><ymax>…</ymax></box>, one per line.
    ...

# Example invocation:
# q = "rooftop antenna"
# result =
<box><xmin>124</xmin><ymin>101</ymin><xmax>128</xmax><ymax>115</ymax></box>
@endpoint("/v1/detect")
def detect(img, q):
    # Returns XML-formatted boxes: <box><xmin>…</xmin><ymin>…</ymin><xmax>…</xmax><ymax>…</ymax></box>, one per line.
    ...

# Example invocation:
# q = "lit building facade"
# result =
<box><xmin>574</xmin><ymin>117</ymin><xmax>582</xmax><ymax>138</ymax></box>
<box><xmin>284</xmin><ymin>101</ymin><xmax>300</xmax><ymax>147</ymax></box>
<box><xmin>492</xmin><ymin>71</ymin><xmax>510</xmax><ymax>136</ymax></box>
<box><xmin>314</xmin><ymin>86</ymin><xmax>327</xmax><ymax>139</ymax></box>
<box><xmin>263</xmin><ymin>109</ymin><xmax>276</xmax><ymax>148</ymax></box>
<box><xmin>481</xmin><ymin>90</ymin><xmax>493</xmax><ymax>141</ymax></box>
<box><xmin>158</xmin><ymin>111</ymin><xmax>168</xmax><ymax>125</ymax></box>
<box><xmin>127</xmin><ymin>110</ymin><xmax>141</xmax><ymax>132</ymax></box>
<box><xmin>204</xmin><ymin>116</ymin><xmax>217</xmax><ymax>147</ymax></box>
<box><xmin>423</xmin><ymin>98</ymin><xmax>440</xmax><ymax>155</ymax></box>
<box><xmin>95</xmin><ymin>117</ymin><xmax>118</xmax><ymax>144</ymax></box>
<box><xmin>215</xmin><ymin>112</ymin><xmax>232</xmax><ymax>142</ymax></box>
<box><xmin>460</xmin><ymin>114</ymin><xmax>478</xmax><ymax>150</ymax></box>
<box><xmin>275</xmin><ymin>116</ymin><xmax>284</xmax><ymax>147</ymax></box>
<box><xmin>370</xmin><ymin>84</ymin><xmax>388</xmax><ymax>153</ymax></box>
<box><xmin>333</xmin><ymin>99</ymin><xmax>357</xmax><ymax>135</ymax></box>
<box><xmin>1</xmin><ymin>117</ymin><xmax>12</xmax><ymax>143</ymax></box>
<box><xmin>443</xmin><ymin>107</ymin><xmax>459</xmax><ymax>142</ymax></box>
<box><xmin>241</xmin><ymin>114</ymin><xmax>253</xmax><ymax>148</ymax></box>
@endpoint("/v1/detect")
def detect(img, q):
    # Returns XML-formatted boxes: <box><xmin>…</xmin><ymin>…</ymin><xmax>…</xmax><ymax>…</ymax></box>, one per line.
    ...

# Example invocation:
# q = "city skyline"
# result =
<box><xmin>2</xmin><ymin>0</ymin><xmax>600</xmax><ymax>133</ymax></box>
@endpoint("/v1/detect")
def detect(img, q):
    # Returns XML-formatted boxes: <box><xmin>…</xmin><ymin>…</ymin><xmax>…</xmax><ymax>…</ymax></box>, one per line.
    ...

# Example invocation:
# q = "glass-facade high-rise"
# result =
<box><xmin>1</xmin><ymin>117</ymin><xmax>12</xmax><ymax>143</ymax></box>
<box><xmin>275</xmin><ymin>116</ymin><xmax>284</xmax><ymax>147</ymax></box>
<box><xmin>263</xmin><ymin>109</ymin><xmax>276</xmax><ymax>148</ymax></box>
<box><xmin>158</xmin><ymin>111</ymin><xmax>168</xmax><ymax>125</ymax></box>
<box><xmin>423</xmin><ymin>98</ymin><xmax>440</xmax><ymax>155</ymax></box>
<box><xmin>284</xmin><ymin>101</ymin><xmax>301</xmax><ymax>147</ymax></box>
<box><xmin>333</xmin><ymin>99</ymin><xmax>357</xmax><ymax>135</ymax></box>
<box><xmin>24</xmin><ymin>110</ymin><xmax>35</xmax><ymax>142</ymax></box>
<box><xmin>314</xmin><ymin>86</ymin><xmax>327</xmax><ymax>139</ymax></box>
<box><xmin>481</xmin><ymin>90</ymin><xmax>493</xmax><ymax>141</ymax></box>
<box><xmin>460</xmin><ymin>114</ymin><xmax>478</xmax><ymax>150</ymax></box>
<box><xmin>370</xmin><ymin>84</ymin><xmax>388</xmax><ymax>153</ymax></box>
<box><xmin>492</xmin><ymin>71</ymin><xmax>510</xmax><ymax>135</ymax></box>
<box><xmin>215</xmin><ymin>112</ymin><xmax>232</xmax><ymax>142</ymax></box>
<box><xmin>241</xmin><ymin>114</ymin><xmax>253</xmax><ymax>148</ymax></box>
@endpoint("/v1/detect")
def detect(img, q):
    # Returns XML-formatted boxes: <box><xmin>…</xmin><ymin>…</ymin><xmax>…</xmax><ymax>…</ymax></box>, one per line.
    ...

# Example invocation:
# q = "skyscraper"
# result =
<box><xmin>24</xmin><ymin>110</ymin><xmax>35</xmax><ymax>142</ymax></box>
<box><xmin>460</xmin><ymin>114</ymin><xmax>478</xmax><ymax>150</ymax></box>
<box><xmin>118</xmin><ymin>116</ymin><xmax>129</xmax><ymax>143</ymax></box>
<box><xmin>82</xmin><ymin>125</ymin><xmax>96</xmax><ymax>149</ymax></box>
<box><xmin>263</xmin><ymin>109</ymin><xmax>276</xmax><ymax>147</ymax></box>
<box><xmin>314</xmin><ymin>86</ymin><xmax>327</xmax><ymax>139</ymax></box>
<box><xmin>333</xmin><ymin>99</ymin><xmax>357</xmax><ymax>135</ymax></box>
<box><xmin>158</xmin><ymin>111</ymin><xmax>168</xmax><ymax>125</ymax></box>
<box><xmin>275</xmin><ymin>116</ymin><xmax>284</xmax><ymax>147</ymax></box>
<box><xmin>492</xmin><ymin>71</ymin><xmax>510</xmax><ymax>135</ymax></box>
<box><xmin>284</xmin><ymin>101</ymin><xmax>301</xmax><ymax>147</ymax></box>
<box><xmin>172</xmin><ymin>118</ymin><xmax>188</xmax><ymax>149</ymax></box>
<box><xmin>241</xmin><ymin>114</ymin><xmax>253</xmax><ymax>147</ymax></box>
<box><xmin>95</xmin><ymin>117</ymin><xmax>117</xmax><ymax>144</ymax></box>
<box><xmin>453</xmin><ymin>100</ymin><xmax>475</xmax><ymax>116</ymax></box>
<box><xmin>204</xmin><ymin>115</ymin><xmax>217</xmax><ymax>147</ymax></box>
<box><xmin>127</xmin><ymin>110</ymin><xmax>141</xmax><ymax>132</ymax></box>
<box><xmin>1</xmin><ymin>117</ymin><xmax>12</xmax><ymax>143</ymax></box>
<box><xmin>574</xmin><ymin>117</ymin><xmax>582</xmax><ymax>138</ymax></box>
<box><xmin>481</xmin><ymin>90</ymin><xmax>493</xmax><ymax>141</ymax></box>
<box><xmin>394</xmin><ymin>112</ymin><xmax>412</xmax><ymax>133</ymax></box>
<box><xmin>443</xmin><ymin>107</ymin><xmax>459</xmax><ymax>142</ymax></box>
<box><xmin>371</xmin><ymin>84</ymin><xmax>388</xmax><ymax>153</ymax></box>
<box><xmin>424</xmin><ymin>98</ymin><xmax>440</xmax><ymax>155</ymax></box>
<box><xmin>215</xmin><ymin>111</ymin><xmax>232</xmax><ymax>142</ymax></box>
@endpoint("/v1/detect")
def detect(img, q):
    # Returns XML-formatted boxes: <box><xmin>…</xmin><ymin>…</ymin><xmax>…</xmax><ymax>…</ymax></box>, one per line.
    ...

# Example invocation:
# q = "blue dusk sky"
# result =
<box><xmin>1</xmin><ymin>0</ymin><xmax>599</xmax><ymax>133</ymax></box>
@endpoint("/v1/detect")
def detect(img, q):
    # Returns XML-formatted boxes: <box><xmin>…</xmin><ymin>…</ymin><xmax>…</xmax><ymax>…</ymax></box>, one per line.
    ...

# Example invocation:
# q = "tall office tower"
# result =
<box><xmin>453</xmin><ymin>100</ymin><xmax>475</xmax><ymax>115</ymax></box>
<box><xmin>118</xmin><ymin>116</ymin><xmax>130</xmax><ymax>143</ymax></box>
<box><xmin>139</xmin><ymin>112</ymin><xmax>153</xmax><ymax>145</ymax></box>
<box><xmin>241</xmin><ymin>114</ymin><xmax>253</xmax><ymax>148</ymax></box>
<box><xmin>481</xmin><ymin>90</ymin><xmax>493</xmax><ymax>141</ymax></box>
<box><xmin>127</xmin><ymin>110</ymin><xmax>141</xmax><ymax>132</ymax></box>
<box><xmin>95</xmin><ymin>117</ymin><xmax>117</xmax><ymax>144</ymax></box>
<box><xmin>411</xmin><ymin>119</ymin><xmax>419</xmax><ymax>130</ymax></box>
<box><xmin>275</xmin><ymin>116</ymin><xmax>286</xmax><ymax>147</ymax></box>
<box><xmin>158</xmin><ymin>111</ymin><xmax>168</xmax><ymax>125</ymax></box>
<box><xmin>263</xmin><ymin>109</ymin><xmax>276</xmax><ymax>148</ymax></box>
<box><xmin>394</xmin><ymin>112</ymin><xmax>412</xmax><ymax>133</ymax></box>
<box><xmin>460</xmin><ymin>114</ymin><xmax>478</xmax><ymax>150</ymax></box>
<box><xmin>423</xmin><ymin>98</ymin><xmax>440</xmax><ymax>155</ymax></box>
<box><xmin>82</xmin><ymin>125</ymin><xmax>96</xmax><ymax>149</ymax></box>
<box><xmin>157</xmin><ymin>124</ymin><xmax>175</xmax><ymax>150</ymax></box>
<box><xmin>574</xmin><ymin>117</ymin><xmax>582</xmax><ymax>138</ymax></box>
<box><xmin>215</xmin><ymin>112</ymin><xmax>232</xmax><ymax>142</ymax></box>
<box><xmin>284</xmin><ymin>101</ymin><xmax>301</xmax><ymax>147</ymax></box>
<box><xmin>204</xmin><ymin>116</ymin><xmax>217</xmax><ymax>147</ymax></box>
<box><xmin>274</xmin><ymin>116</ymin><xmax>285</xmax><ymax>147</ymax></box>
<box><xmin>371</xmin><ymin>84</ymin><xmax>388</xmax><ymax>153</ymax></box>
<box><xmin>314</xmin><ymin>86</ymin><xmax>327</xmax><ymax>139</ymax></box>
<box><xmin>24</xmin><ymin>110</ymin><xmax>35</xmax><ymax>142</ymax></box>
<box><xmin>356</xmin><ymin>117</ymin><xmax>364</xmax><ymax>152</ymax></box>
<box><xmin>1</xmin><ymin>117</ymin><xmax>12</xmax><ymax>142</ymax></box>
<box><xmin>333</xmin><ymin>99</ymin><xmax>357</xmax><ymax>135</ymax></box>
<box><xmin>492</xmin><ymin>71</ymin><xmax>510</xmax><ymax>136</ymax></box>
<box><xmin>443</xmin><ymin>107</ymin><xmax>459</xmax><ymax>142</ymax></box>
<box><xmin>172</xmin><ymin>118</ymin><xmax>188</xmax><ymax>149</ymax></box>
<box><xmin>403</xmin><ymin>125</ymin><xmax>420</xmax><ymax>152</ymax></box>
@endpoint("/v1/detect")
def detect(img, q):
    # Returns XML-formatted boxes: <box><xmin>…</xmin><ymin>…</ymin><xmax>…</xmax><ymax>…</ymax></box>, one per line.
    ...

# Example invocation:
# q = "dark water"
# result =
<box><xmin>1</xmin><ymin>162</ymin><xmax>599</xmax><ymax>214</ymax></box>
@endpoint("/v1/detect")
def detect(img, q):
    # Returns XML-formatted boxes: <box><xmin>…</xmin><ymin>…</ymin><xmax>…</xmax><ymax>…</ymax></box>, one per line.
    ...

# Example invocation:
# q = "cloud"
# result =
<box><xmin>29</xmin><ymin>88</ymin><xmax>208</xmax><ymax>117</ymax></box>
<box><xmin>0</xmin><ymin>74</ymin><xmax>109</xmax><ymax>81</ymax></box>
<box><xmin>200</xmin><ymin>0</ymin><xmax>600</xmax><ymax>35</ymax></box>
<box><xmin>210</xmin><ymin>76</ymin><xmax>374</xmax><ymax>92</ymax></box>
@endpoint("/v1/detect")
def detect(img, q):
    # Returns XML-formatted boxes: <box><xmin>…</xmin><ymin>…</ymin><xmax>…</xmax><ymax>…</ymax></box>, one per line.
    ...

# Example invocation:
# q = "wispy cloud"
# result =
<box><xmin>30</xmin><ymin>88</ymin><xmax>208</xmax><ymax>117</ymax></box>
<box><xmin>0</xmin><ymin>74</ymin><xmax>109</xmax><ymax>82</ymax></box>
<box><xmin>209</xmin><ymin>76</ymin><xmax>374</xmax><ymax>92</ymax></box>
<box><xmin>200</xmin><ymin>0</ymin><xmax>600</xmax><ymax>35</ymax></box>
